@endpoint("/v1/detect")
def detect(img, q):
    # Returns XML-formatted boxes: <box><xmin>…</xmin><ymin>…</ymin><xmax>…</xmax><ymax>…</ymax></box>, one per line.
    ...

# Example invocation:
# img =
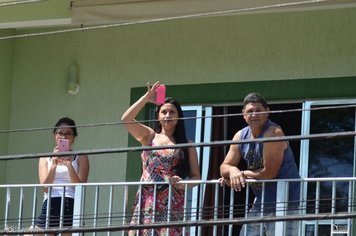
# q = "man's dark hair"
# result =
<box><xmin>243</xmin><ymin>92</ymin><xmax>268</xmax><ymax>109</ymax></box>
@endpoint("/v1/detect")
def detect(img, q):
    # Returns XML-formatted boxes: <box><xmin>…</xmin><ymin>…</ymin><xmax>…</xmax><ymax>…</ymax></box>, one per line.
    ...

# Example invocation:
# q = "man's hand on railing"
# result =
<box><xmin>219</xmin><ymin>174</ymin><xmax>245</xmax><ymax>192</ymax></box>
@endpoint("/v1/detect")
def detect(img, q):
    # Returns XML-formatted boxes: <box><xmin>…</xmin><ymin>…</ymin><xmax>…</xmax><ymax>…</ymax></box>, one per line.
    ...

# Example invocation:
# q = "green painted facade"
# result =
<box><xmin>0</xmin><ymin>28</ymin><xmax>14</xmax><ymax>219</ymax></box>
<box><xmin>1</xmin><ymin>5</ymin><xmax>356</xmax><ymax>185</ymax></box>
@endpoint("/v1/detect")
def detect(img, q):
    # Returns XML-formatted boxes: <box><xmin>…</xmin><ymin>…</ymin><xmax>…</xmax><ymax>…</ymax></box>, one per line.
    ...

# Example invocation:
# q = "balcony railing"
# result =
<box><xmin>1</xmin><ymin>177</ymin><xmax>355</xmax><ymax>235</ymax></box>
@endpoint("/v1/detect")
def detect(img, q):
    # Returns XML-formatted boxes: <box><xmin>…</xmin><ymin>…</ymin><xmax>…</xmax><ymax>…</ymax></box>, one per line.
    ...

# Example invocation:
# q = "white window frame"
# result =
<box><xmin>182</xmin><ymin>105</ymin><xmax>212</xmax><ymax>236</ymax></box>
<box><xmin>300</xmin><ymin>99</ymin><xmax>356</xmax><ymax>236</ymax></box>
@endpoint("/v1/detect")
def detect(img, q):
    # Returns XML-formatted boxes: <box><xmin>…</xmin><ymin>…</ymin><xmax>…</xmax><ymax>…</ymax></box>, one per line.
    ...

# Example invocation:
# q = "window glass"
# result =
<box><xmin>307</xmin><ymin>106</ymin><xmax>355</xmax><ymax>213</ymax></box>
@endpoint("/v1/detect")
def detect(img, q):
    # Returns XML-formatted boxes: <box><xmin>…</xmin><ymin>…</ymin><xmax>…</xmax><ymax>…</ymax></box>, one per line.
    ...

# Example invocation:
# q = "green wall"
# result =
<box><xmin>1</xmin><ymin>7</ymin><xmax>356</xmax><ymax>229</ymax></box>
<box><xmin>0</xmin><ymin>28</ymin><xmax>14</xmax><ymax>222</ymax></box>
<box><xmin>4</xmin><ymin>6</ymin><xmax>356</xmax><ymax>183</ymax></box>
<box><xmin>0</xmin><ymin>28</ymin><xmax>14</xmax><ymax>179</ymax></box>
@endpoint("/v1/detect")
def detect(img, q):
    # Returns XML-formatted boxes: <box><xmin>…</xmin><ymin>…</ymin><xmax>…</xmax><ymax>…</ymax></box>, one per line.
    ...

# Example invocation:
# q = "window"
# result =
<box><xmin>300</xmin><ymin>99</ymin><xmax>356</xmax><ymax>235</ymax></box>
<box><xmin>182</xmin><ymin>106</ymin><xmax>212</xmax><ymax>235</ymax></box>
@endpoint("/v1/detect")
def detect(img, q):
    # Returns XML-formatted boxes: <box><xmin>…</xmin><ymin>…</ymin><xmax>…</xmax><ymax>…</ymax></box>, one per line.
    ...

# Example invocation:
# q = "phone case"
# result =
<box><xmin>58</xmin><ymin>139</ymin><xmax>70</xmax><ymax>152</ymax></box>
<box><xmin>156</xmin><ymin>85</ymin><xmax>166</xmax><ymax>104</ymax></box>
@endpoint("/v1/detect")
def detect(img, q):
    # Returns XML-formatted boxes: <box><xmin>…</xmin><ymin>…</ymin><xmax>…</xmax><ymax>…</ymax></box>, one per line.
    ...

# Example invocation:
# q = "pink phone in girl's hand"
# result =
<box><xmin>156</xmin><ymin>84</ymin><xmax>166</xmax><ymax>104</ymax></box>
<box><xmin>58</xmin><ymin>139</ymin><xmax>70</xmax><ymax>152</ymax></box>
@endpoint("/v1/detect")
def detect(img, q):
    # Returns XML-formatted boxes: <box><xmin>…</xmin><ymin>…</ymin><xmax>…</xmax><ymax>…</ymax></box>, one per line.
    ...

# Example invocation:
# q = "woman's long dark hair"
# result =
<box><xmin>154</xmin><ymin>97</ymin><xmax>190</xmax><ymax>179</ymax></box>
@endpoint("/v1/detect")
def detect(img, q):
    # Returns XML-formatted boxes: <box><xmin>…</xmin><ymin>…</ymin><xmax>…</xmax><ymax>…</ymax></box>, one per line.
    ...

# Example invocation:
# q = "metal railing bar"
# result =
<box><xmin>107</xmin><ymin>185</ymin><xmax>114</xmax><ymax>236</ymax></box>
<box><xmin>4</xmin><ymin>212</ymin><xmax>356</xmax><ymax>235</ymax></box>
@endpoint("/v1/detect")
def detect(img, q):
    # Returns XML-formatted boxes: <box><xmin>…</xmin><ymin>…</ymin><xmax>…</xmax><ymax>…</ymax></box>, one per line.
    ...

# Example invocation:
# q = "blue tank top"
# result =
<box><xmin>239</xmin><ymin>120</ymin><xmax>300</xmax><ymax>212</ymax></box>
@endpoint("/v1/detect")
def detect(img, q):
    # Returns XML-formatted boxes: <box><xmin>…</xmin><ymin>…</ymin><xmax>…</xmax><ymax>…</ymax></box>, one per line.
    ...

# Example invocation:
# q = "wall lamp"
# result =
<box><xmin>67</xmin><ymin>64</ymin><xmax>80</xmax><ymax>95</ymax></box>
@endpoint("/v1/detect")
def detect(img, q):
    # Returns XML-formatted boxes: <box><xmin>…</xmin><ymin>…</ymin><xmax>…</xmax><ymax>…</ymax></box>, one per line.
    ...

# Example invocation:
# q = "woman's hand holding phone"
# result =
<box><xmin>145</xmin><ymin>81</ymin><xmax>166</xmax><ymax>104</ymax></box>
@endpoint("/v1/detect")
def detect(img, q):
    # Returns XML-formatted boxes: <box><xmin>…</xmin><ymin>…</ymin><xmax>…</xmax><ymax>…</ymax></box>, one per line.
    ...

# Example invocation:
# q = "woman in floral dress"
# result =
<box><xmin>121</xmin><ymin>81</ymin><xmax>201</xmax><ymax>235</ymax></box>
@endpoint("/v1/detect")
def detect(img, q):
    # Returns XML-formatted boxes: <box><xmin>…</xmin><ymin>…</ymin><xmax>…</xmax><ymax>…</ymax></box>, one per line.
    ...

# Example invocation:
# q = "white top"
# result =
<box><xmin>44</xmin><ymin>156</ymin><xmax>79</xmax><ymax>199</ymax></box>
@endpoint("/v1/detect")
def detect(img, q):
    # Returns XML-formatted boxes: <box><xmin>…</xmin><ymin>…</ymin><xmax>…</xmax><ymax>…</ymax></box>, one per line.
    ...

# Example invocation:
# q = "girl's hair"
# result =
<box><xmin>154</xmin><ymin>97</ymin><xmax>190</xmax><ymax>179</ymax></box>
<box><xmin>53</xmin><ymin>117</ymin><xmax>78</xmax><ymax>137</ymax></box>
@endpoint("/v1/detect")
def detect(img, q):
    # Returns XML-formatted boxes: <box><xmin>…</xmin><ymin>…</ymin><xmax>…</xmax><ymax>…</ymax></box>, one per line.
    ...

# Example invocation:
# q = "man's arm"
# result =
<box><xmin>243</xmin><ymin>126</ymin><xmax>287</xmax><ymax>179</ymax></box>
<box><xmin>220</xmin><ymin>131</ymin><xmax>245</xmax><ymax>191</ymax></box>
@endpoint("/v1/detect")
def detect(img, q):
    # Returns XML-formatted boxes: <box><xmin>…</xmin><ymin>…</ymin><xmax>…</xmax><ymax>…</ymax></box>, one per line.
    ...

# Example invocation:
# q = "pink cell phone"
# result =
<box><xmin>156</xmin><ymin>84</ymin><xmax>166</xmax><ymax>104</ymax></box>
<box><xmin>58</xmin><ymin>139</ymin><xmax>70</xmax><ymax>152</ymax></box>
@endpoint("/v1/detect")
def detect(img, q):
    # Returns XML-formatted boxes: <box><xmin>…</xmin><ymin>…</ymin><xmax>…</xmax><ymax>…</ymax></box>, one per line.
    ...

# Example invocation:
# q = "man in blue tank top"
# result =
<box><xmin>220</xmin><ymin>92</ymin><xmax>301</xmax><ymax>236</ymax></box>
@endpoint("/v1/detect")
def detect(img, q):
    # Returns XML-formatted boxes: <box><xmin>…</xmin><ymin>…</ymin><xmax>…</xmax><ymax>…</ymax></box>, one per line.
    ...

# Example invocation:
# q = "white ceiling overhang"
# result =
<box><xmin>71</xmin><ymin>0</ymin><xmax>356</xmax><ymax>26</ymax></box>
<box><xmin>1</xmin><ymin>0</ymin><xmax>356</xmax><ymax>29</ymax></box>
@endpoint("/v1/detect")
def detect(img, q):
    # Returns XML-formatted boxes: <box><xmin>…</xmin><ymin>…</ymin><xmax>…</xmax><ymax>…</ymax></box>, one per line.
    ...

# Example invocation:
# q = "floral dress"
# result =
<box><xmin>128</xmin><ymin>144</ymin><xmax>185</xmax><ymax>236</ymax></box>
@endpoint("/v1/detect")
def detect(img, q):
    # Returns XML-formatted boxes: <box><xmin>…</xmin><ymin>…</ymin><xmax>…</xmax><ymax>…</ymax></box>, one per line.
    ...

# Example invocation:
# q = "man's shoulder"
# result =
<box><xmin>236</xmin><ymin>126</ymin><xmax>251</xmax><ymax>140</ymax></box>
<box><xmin>232</xmin><ymin>130</ymin><xmax>242</xmax><ymax>140</ymax></box>
<box><xmin>264</xmin><ymin>122</ymin><xmax>285</xmax><ymax>137</ymax></box>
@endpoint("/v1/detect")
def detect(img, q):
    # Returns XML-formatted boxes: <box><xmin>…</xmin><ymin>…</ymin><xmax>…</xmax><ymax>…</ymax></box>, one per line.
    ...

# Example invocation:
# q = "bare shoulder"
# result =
<box><xmin>39</xmin><ymin>157</ymin><xmax>48</xmax><ymax>164</ymax></box>
<box><xmin>232</xmin><ymin>130</ymin><xmax>242</xmax><ymax>140</ymax></box>
<box><xmin>227</xmin><ymin>130</ymin><xmax>242</xmax><ymax>151</ymax></box>
<box><xmin>265</xmin><ymin>125</ymin><xmax>285</xmax><ymax>137</ymax></box>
